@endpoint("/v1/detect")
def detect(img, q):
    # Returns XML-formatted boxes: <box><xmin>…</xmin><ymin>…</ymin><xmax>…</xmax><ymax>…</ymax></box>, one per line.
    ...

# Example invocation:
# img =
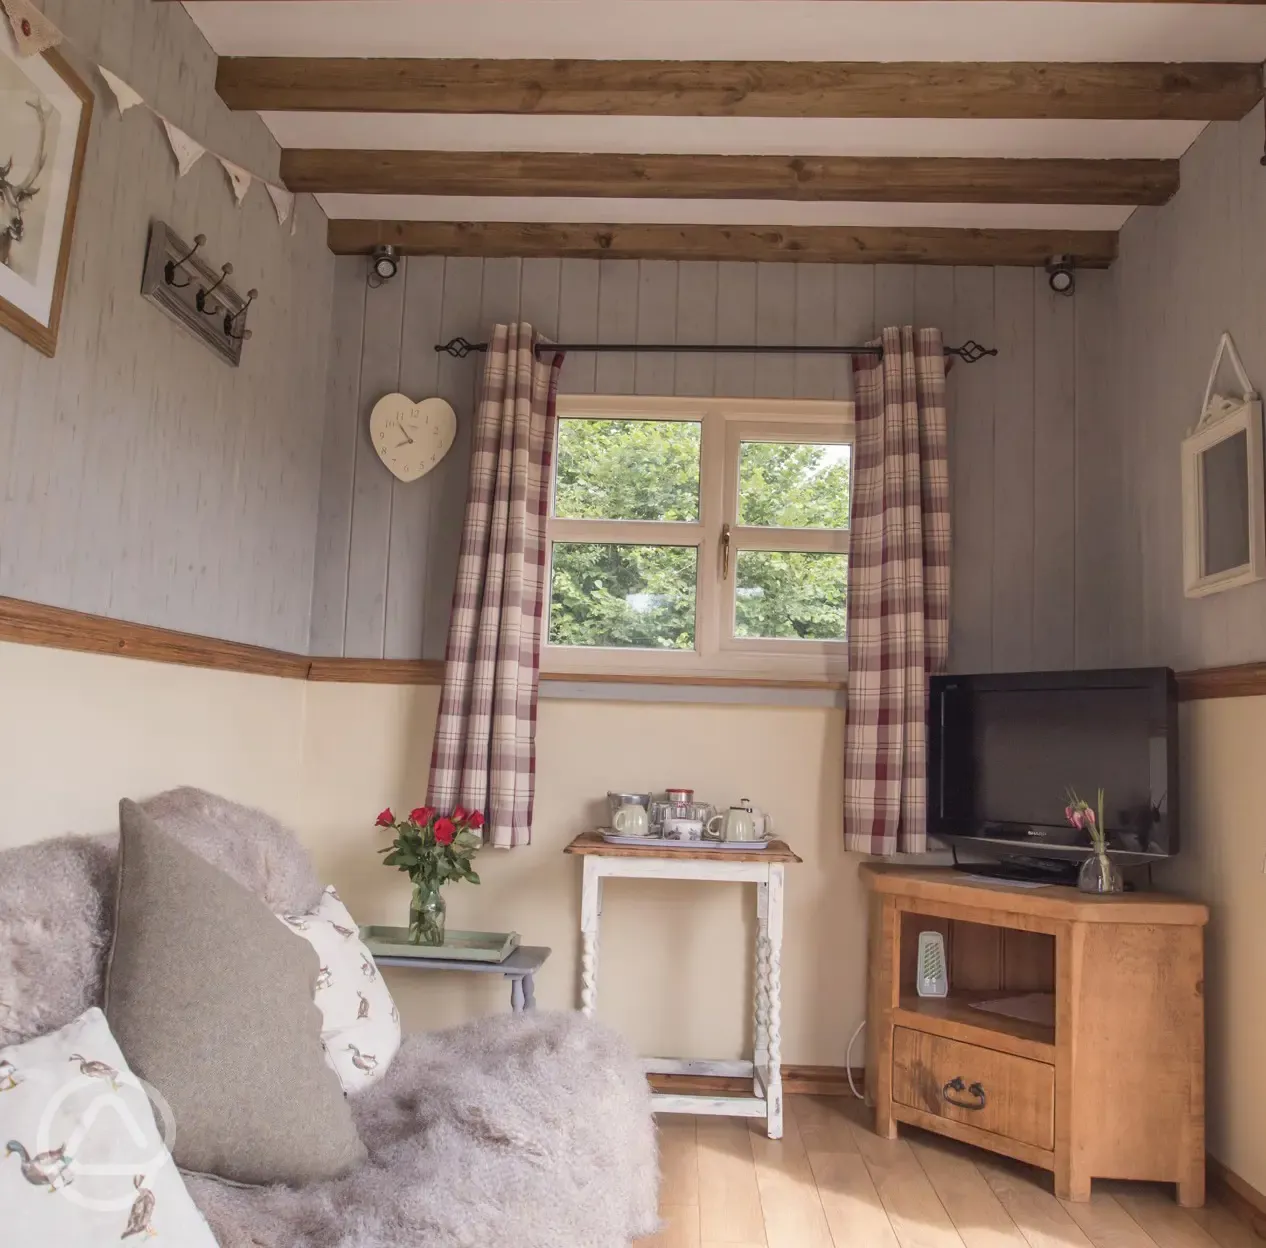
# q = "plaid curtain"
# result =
<box><xmin>428</xmin><ymin>324</ymin><xmax>563</xmax><ymax>848</ymax></box>
<box><xmin>844</xmin><ymin>326</ymin><xmax>950</xmax><ymax>855</ymax></box>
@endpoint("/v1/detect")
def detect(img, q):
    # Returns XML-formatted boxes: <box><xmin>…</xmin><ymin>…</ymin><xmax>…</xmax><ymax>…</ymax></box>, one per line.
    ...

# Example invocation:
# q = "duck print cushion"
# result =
<box><xmin>0</xmin><ymin>1007</ymin><xmax>219</xmax><ymax>1247</ymax></box>
<box><xmin>105</xmin><ymin>800</ymin><xmax>366</xmax><ymax>1186</ymax></box>
<box><xmin>279</xmin><ymin>887</ymin><xmax>401</xmax><ymax>1093</ymax></box>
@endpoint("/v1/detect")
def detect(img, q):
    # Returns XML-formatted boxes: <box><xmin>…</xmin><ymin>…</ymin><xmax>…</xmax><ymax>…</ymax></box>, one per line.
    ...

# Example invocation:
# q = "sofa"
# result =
<box><xmin>0</xmin><ymin>788</ymin><xmax>659</xmax><ymax>1247</ymax></box>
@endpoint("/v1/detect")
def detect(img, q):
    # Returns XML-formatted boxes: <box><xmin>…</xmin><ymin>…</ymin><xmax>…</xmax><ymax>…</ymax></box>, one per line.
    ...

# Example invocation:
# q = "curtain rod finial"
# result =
<box><xmin>948</xmin><ymin>340</ymin><xmax>998</xmax><ymax>365</ymax></box>
<box><xmin>436</xmin><ymin>336</ymin><xmax>486</xmax><ymax>359</ymax></box>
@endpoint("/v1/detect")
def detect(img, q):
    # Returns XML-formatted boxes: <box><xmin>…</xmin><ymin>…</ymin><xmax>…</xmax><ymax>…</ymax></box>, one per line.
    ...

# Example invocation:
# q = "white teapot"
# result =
<box><xmin>708</xmin><ymin>798</ymin><xmax>760</xmax><ymax>842</ymax></box>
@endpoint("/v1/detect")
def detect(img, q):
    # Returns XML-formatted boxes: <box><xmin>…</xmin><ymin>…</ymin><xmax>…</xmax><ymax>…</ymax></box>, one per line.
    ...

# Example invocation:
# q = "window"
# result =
<box><xmin>545</xmin><ymin>396</ymin><xmax>853</xmax><ymax>680</ymax></box>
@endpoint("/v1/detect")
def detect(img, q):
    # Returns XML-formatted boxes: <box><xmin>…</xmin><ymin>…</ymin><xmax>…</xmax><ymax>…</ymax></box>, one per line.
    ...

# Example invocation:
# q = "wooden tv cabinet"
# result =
<box><xmin>862</xmin><ymin>865</ymin><xmax>1208</xmax><ymax>1205</ymax></box>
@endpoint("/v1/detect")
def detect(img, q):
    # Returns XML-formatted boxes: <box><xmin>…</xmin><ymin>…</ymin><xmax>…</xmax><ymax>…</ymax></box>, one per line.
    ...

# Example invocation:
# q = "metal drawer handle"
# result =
<box><xmin>942</xmin><ymin>1076</ymin><xmax>987</xmax><ymax>1111</ymax></box>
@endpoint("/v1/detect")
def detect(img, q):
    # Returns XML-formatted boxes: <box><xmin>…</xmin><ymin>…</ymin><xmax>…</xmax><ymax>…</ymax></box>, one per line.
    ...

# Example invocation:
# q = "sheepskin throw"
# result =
<box><xmin>186</xmin><ymin>1010</ymin><xmax>659</xmax><ymax>1248</ymax></box>
<box><xmin>0</xmin><ymin>789</ymin><xmax>660</xmax><ymax>1246</ymax></box>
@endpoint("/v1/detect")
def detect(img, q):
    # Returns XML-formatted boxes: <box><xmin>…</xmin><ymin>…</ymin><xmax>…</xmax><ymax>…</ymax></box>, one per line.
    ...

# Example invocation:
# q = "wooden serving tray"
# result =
<box><xmin>359</xmin><ymin>926</ymin><xmax>521</xmax><ymax>963</ymax></box>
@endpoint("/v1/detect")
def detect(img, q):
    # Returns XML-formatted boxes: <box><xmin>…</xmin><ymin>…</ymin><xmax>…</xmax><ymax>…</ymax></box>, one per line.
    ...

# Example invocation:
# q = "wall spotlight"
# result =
<box><xmin>1046</xmin><ymin>255</ymin><xmax>1075</xmax><ymax>297</ymax></box>
<box><xmin>368</xmin><ymin>244</ymin><xmax>400</xmax><ymax>287</ymax></box>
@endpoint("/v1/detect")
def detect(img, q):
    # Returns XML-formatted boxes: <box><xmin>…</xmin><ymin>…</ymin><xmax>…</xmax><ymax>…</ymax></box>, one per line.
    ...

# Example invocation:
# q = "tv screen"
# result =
<box><xmin>929</xmin><ymin>669</ymin><xmax>1178</xmax><ymax>861</ymax></box>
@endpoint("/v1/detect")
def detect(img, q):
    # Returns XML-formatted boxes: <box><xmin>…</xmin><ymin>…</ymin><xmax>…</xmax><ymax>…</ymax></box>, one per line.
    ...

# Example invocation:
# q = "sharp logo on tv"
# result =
<box><xmin>1027</xmin><ymin>828</ymin><xmax>1048</xmax><ymax>838</ymax></box>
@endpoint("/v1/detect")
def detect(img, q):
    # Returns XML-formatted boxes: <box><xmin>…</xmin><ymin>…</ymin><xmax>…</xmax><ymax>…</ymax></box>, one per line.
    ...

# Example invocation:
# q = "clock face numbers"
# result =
<box><xmin>368</xmin><ymin>394</ymin><xmax>457</xmax><ymax>483</ymax></box>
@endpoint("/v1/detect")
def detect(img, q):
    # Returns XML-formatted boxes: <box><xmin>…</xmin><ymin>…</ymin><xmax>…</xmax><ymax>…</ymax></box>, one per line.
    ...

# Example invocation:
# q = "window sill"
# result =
<box><xmin>539</xmin><ymin>670</ymin><xmax>844</xmax><ymax>692</ymax></box>
<box><xmin>538</xmin><ymin>670</ymin><xmax>846</xmax><ymax>709</ymax></box>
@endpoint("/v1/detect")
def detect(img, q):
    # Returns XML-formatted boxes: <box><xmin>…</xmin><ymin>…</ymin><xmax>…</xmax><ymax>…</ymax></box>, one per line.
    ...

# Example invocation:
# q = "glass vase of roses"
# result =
<box><xmin>374</xmin><ymin>805</ymin><xmax>483</xmax><ymax>945</ymax></box>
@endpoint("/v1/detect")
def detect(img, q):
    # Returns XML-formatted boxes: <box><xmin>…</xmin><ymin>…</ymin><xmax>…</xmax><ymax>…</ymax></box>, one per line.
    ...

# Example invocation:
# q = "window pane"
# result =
<box><xmin>549</xmin><ymin>543</ymin><xmax>697</xmax><ymax>649</ymax></box>
<box><xmin>738</xmin><ymin>441</ymin><xmax>850</xmax><ymax>529</ymax></box>
<box><xmin>734</xmin><ymin>550</ymin><xmax>847</xmax><ymax>641</ymax></box>
<box><xmin>555</xmin><ymin>419</ymin><xmax>700</xmax><ymax>521</ymax></box>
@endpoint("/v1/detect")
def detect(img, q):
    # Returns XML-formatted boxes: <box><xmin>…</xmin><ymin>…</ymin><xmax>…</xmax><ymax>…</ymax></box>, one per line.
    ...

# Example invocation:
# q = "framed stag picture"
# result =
<box><xmin>0</xmin><ymin>28</ymin><xmax>92</xmax><ymax>356</ymax></box>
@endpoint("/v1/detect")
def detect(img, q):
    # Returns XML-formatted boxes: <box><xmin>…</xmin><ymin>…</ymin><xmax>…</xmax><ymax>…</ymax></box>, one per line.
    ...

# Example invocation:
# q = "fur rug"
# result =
<box><xmin>186</xmin><ymin>1010</ymin><xmax>659</xmax><ymax>1248</ymax></box>
<box><xmin>0</xmin><ymin>789</ymin><xmax>659</xmax><ymax>1246</ymax></box>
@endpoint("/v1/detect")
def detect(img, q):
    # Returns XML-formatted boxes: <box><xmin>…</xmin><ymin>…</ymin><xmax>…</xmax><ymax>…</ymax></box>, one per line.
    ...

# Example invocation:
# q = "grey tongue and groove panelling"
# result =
<box><xmin>0</xmin><ymin>0</ymin><xmax>334</xmax><ymax>653</ymax></box>
<box><xmin>311</xmin><ymin>256</ymin><xmax>1115</xmax><ymax>670</ymax></box>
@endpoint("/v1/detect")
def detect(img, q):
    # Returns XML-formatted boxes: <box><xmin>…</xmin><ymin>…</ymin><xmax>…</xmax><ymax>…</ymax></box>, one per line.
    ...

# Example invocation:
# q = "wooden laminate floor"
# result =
<box><xmin>634</xmin><ymin>1095</ymin><xmax>1258</xmax><ymax>1248</ymax></box>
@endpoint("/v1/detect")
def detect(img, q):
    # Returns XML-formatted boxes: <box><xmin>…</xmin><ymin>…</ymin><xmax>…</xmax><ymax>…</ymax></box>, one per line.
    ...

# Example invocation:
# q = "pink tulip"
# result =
<box><xmin>1085</xmin><ymin>808</ymin><xmax>1096</xmax><ymax>825</ymax></box>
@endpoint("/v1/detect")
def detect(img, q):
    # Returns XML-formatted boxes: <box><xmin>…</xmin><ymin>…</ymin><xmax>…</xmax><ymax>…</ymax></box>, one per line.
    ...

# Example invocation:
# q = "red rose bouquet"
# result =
<box><xmin>374</xmin><ymin>805</ymin><xmax>484</xmax><ymax>944</ymax></box>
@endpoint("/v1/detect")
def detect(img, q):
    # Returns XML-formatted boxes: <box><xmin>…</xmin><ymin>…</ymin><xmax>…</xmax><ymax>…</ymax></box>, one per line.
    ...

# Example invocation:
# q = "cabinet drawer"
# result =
<box><xmin>892</xmin><ymin>1027</ymin><xmax>1054</xmax><ymax>1150</ymax></box>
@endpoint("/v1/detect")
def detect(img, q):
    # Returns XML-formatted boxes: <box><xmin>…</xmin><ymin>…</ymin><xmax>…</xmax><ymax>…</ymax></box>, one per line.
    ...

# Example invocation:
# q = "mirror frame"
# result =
<box><xmin>1182</xmin><ymin>339</ymin><xmax>1265</xmax><ymax>598</ymax></box>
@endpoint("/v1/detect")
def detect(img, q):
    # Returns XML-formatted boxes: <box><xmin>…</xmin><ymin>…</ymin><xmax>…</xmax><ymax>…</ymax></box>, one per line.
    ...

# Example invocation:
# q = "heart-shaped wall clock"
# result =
<box><xmin>369</xmin><ymin>394</ymin><xmax>457</xmax><ymax>483</ymax></box>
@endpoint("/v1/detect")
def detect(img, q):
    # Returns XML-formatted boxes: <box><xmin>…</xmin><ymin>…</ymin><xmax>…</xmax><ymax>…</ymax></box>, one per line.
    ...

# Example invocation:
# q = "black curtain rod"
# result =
<box><xmin>434</xmin><ymin>336</ymin><xmax>997</xmax><ymax>364</ymax></box>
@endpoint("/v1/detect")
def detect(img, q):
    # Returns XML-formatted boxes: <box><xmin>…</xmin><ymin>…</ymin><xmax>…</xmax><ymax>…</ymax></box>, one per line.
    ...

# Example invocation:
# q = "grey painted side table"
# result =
<box><xmin>371</xmin><ymin>945</ymin><xmax>551</xmax><ymax>1013</ymax></box>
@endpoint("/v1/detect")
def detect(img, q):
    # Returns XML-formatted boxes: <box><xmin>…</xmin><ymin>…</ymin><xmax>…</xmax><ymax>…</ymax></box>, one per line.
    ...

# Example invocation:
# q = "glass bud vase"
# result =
<box><xmin>409</xmin><ymin>879</ymin><xmax>446</xmax><ymax>945</ymax></box>
<box><xmin>1078</xmin><ymin>852</ymin><xmax>1124</xmax><ymax>895</ymax></box>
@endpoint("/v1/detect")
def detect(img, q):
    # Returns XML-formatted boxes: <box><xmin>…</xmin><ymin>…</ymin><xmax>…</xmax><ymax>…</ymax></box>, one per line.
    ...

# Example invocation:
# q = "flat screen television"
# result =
<box><xmin>928</xmin><ymin>668</ymin><xmax>1178</xmax><ymax>868</ymax></box>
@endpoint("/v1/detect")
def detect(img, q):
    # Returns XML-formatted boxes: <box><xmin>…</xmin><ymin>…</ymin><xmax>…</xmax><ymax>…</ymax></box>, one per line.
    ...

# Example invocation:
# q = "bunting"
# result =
<box><xmin>1</xmin><ymin>2</ymin><xmax>300</xmax><ymax>233</ymax></box>
<box><xmin>1</xmin><ymin>0</ymin><xmax>60</xmax><ymax>57</ymax></box>
<box><xmin>266</xmin><ymin>183</ymin><xmax>295</xmax><ymax>228</ymax></box>
<box><xmin>161</xmin><ymin>118</ymin><xmax>206</xmax><ymax>178</ymax></box>
<box><xmin>218</xmin><ymin>156</ymin><xmax>252</xmax><ymax>205</ymax></box>
<box><xmin>98</xmin><ymin>66</ymin><xmax>145</xmax><ymax>115</ymax></box>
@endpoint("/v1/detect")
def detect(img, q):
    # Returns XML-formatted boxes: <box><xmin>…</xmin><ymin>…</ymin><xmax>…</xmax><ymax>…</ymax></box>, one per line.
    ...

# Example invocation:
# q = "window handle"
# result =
<box><xmin>721</xmin><ymin>523</ymin><xmax>732</xmax><ymax>579</ymax></box>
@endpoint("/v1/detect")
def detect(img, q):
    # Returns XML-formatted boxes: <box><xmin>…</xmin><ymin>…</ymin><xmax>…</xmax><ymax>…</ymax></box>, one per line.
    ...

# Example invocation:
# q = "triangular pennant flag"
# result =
<box><xmin>160</xmin><ymin>117</ymin><xmax>204</xmax><ymax>177</ymax></box>
<box><xmin>265</xmin><ymin>182</ymin><xmax>294</xmax><ymax>227</ymax></box>
<box><xmin>218</xmin><ymin>155</ymin><xmax>252</xmax><ymax>205</ymax></box>
<box><xmin>98</xmin><ymin>66</ymin><xmax>144</xmax><ymax>115</ymax></box>
<box><xmin>1</xmin><ymin>0</ymin><xmax>61</xmax><ymax>56</ymax></box>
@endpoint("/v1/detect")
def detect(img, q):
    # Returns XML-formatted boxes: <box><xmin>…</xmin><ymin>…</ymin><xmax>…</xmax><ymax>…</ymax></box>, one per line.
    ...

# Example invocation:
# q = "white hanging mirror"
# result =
<box><xmin>1182</xmin><ymin>333</ymin><xmax>1265</xmax><ymax>597</ymax></box>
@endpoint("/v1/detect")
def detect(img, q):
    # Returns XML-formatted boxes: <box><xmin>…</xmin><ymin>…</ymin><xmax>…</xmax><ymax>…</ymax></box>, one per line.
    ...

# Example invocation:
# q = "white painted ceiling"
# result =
<box><xmin>187</xmin><ymin>1</ymin><xmax>1266</xmax><ymax>62</ymax></box>
<box><xmin>183</xmin><ymin>0</ymin><xmax>1266</xmax><ymax>235</ymax></box>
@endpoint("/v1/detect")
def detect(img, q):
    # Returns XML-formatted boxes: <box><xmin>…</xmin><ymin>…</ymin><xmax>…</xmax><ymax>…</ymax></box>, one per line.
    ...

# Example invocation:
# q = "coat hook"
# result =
<box><xmin>223</xmin><ymin>288</ymin><xmax>258</xmax><ymax>341</ymax></box>
<box><xmin>196</xmin><ymin>262</ymin><xmax>233</xmax><ymax>314</ymax></box>
<box><xmin>164</xmin><ymin>233</ymin><xmax>205</xmax><ymax>289</ymax></box>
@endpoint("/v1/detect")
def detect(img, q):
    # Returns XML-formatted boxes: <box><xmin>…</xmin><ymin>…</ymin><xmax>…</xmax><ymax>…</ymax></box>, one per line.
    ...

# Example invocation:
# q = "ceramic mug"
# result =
<box><xmin>613</xmin><ymin>804</ymin><xmax>650</xmax><ymax>837</ymax></box>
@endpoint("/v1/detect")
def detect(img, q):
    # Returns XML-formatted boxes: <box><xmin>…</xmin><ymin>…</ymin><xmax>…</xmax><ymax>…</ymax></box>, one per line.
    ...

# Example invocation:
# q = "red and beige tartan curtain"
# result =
<box><xmin>428</xmin><ymin>323</ymin><xmax>563</xmax><ymax>849</ymax></box>
<box><xmin>844</xmin><ymin>326</ymin><xmax>950</xmax><ymax>855</ymax></box>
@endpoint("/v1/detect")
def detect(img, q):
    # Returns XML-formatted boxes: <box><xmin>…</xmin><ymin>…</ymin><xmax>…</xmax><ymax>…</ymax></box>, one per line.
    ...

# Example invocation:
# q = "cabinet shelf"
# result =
<box><xmin>895</xmin><ymin>992</ymin><xmax>1055</xmax><ymax>1062</ymax></box>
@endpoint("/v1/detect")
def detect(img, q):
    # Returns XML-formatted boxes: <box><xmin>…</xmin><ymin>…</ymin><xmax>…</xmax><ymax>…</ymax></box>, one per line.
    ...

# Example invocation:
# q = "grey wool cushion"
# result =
<box><xmin>104</xmin><ymin>799</ymin><xmax>366</xmax><ymax>1186</ymax></box>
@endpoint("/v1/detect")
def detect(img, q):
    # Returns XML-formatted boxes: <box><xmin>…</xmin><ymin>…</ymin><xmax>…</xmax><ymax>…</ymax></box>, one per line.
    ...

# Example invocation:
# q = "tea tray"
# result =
<box><xmin>600</xmin><ymin>830</ymin><xmax>773</xmax><ymax>850</ymax></box>
<box><xmin>358</xmin><ymin>926</ymin><xmax>520</xmax><ymax>963</ymax></box>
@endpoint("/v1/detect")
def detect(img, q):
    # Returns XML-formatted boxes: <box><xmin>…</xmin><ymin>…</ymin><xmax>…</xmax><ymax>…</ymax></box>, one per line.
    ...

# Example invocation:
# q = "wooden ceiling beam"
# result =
<box><xmin>326</xmin><ymin>220</ymin><xmax>1119</xmax><ymax>268</ymax></box>
<box><xmin>218</xmin><ymin>58</ymin><xmax>1262</xmax><ymax>121</ymax></box>
<box><xmin>282</xmin><ymin>149</ymin><xmax>1176</xmax><ymax>205</ymax></box>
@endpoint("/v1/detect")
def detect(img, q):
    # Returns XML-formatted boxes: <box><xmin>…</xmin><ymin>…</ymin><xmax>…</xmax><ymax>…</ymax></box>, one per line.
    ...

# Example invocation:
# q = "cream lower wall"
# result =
<box><xmin>0</xmin><ymin>641</ymin><xmax>865</xmax><ymax>1066</ymax></box>
<box><xmin>4</xmin><ymin>640</ymin><xmax>1264</xmax><ymax>1185</ymax></box>
<box><xmin>298</xmin><ymin>683</ymin><xmax>864</xmax><ymax>1065</ymax></box>
<box><xmin>0</xmin><ymin>641</ymin><xmax>306</xmax><ymax>847</ymax></box>
<box><xmin>1161</xmin><ymin>698</ymin><xmax>1266</xmax><ymax>1197</ymax></box>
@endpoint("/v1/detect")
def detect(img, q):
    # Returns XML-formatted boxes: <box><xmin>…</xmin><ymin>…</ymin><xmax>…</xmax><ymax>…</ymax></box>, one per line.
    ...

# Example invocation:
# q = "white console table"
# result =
<box><xmin>564</xmin><ymin>831</ymin><xmax>802</xmax><ymax>1139</ymax></box>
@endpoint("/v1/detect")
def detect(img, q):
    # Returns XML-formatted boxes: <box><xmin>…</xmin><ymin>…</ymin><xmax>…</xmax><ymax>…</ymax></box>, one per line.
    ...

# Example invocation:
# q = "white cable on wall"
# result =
<box><xmin>845</xmin><ymin>1019</ymin><xmax>866</xmax><ymax>1100</ymax></box>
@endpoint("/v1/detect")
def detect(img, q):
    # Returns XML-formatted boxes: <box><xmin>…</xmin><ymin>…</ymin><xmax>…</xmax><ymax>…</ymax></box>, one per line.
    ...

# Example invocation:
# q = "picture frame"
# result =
<box><xmin>1181</xmin><ymin>333</ymin><xmax>1266</xmax><ymax>598</ymax></box>
<box><xmin>0</xmin><ymin>33</ymin><xmax>93</xmax><ymax>357</ymax></box>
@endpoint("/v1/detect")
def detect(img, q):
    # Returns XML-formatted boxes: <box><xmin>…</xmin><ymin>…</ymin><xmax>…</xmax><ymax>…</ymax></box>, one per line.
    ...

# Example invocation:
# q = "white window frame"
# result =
<box><xmin>543</xmin><ymin>395</ymin><xmax>854</xmax><ymax>681</ymax></box>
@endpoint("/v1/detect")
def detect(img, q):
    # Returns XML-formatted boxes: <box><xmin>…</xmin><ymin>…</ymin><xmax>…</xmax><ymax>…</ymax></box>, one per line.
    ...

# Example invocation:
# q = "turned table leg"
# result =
<box><xmin>580</xmin><ymin>857</ymin><xmax>602</xmax><ymax>1017</ymax></box>
<box><xmin>763</xmin><ymin>865</ymin><xmax>785</xmax><ymax>1140</ymax></box>
<box><xmin>754</xmin><ymin>882</ymin><xmax>769</xmax><ymax>1097</ymax></box>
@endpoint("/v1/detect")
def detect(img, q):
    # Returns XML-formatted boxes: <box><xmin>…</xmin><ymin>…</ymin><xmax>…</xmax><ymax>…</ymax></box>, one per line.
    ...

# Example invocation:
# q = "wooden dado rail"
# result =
<box><xmin>0</xmin><ymin>595</ymin><xmax>1264</xmax><ymax>699</ymax></box>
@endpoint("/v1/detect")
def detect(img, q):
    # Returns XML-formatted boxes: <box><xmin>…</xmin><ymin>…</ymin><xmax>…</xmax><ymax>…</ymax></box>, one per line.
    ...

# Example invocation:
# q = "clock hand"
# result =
<box><xmin>395</xmin><ymin>420</ymin><xmax>415</xmax><ymax>445</ymax></box>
